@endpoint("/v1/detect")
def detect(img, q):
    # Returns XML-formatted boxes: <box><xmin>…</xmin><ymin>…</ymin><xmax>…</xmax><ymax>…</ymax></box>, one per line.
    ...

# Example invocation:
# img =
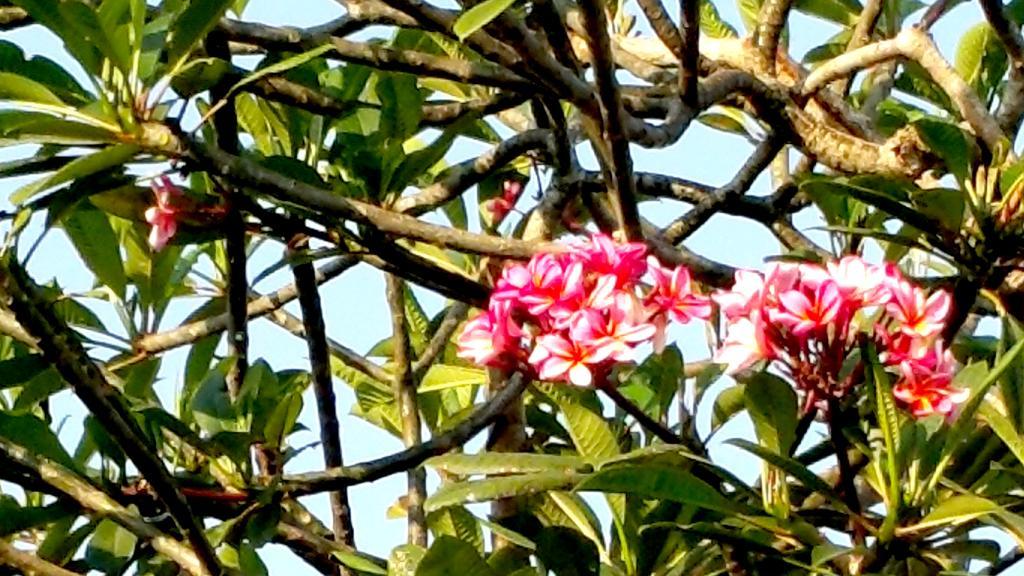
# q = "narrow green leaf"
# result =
<box><xmin>11</xmin><ymin>144</ymin><xmax>138</xmax><ymax>204</ymax></box>
<box><xmin>415</xmin><ymin>536</ymin><xmax>494</xmax><ymax>576</ymax></box>
<box><xmin>979</xmin><ymin>401</ymin><xmax>1024</xmax><ymax>469</ymax></box>
<box><xmin>867</xmin><ymin>346</ymin><xmax>901</xmax><ymax>541</ymax></box>
<box><xmin>0</xmin><ymin>72</ymin><xmax>66</xmax><ymax>106</ymax></box>
<box><xmin>426</xmin><ymin>452</ymin><xmax>588</xmax><ymax>475</ymax></box>
<box><xmin>418</xmin><ymin>365</ymin><xmax>486</xmax><ymax>392</ymax></box>
<box><xmin>743</xmin><ymin>372</ymin><xmax>798</xmax><ymax>454</ymax></box>
<box><xmin>899</xmin><ymin>494</ymin><xmax>1000</xmax><ymax>533</ymax></box>
<box><xmin>576</xmin><ymin>464</ymin><xmax>746</xmax><ymax>514</ymax></box>
<box><xmin>63</xmin><ymin>203</ymin><xmax>127</xmax><ymax>299</ymax></box>
<box><xmin>166</xmin><ymin>0</ymin><xmax>235</xmax><ymax>70</ymax></box>
<box><xmin>453</xmin><ymin>0</ymin><xmax>516</xmax><ymax>40</ymax></box>
<box><xmin>425</xmin><ymin>471</ymin><xmax>586</xmax><ymax>512</ymax></box>
<box><xmin>727</xmin><ymin>439</ymin><xmax>848</xmax><ymax>511</ymax></box>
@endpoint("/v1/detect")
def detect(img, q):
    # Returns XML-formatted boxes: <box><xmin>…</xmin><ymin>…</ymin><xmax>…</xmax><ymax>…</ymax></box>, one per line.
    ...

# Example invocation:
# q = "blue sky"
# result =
<box><xmin>0</xmin><ymin>0</ymin><xmax>999</xmax><ymax>572</ymax></box>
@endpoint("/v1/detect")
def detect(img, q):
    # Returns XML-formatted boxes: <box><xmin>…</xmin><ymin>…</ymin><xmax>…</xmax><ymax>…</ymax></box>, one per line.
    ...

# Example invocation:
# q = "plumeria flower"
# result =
<box><xmin>456</xmin><ymin>233</ymin><xmax>709</xmax><ymax>388</ymax></box>
<box><xmin>769</xmin><ymin>280</ymin><xmax>843</xmax><ymax>336</ymax></box>
<box><xmin>455</xmin><ymin>301</ymin><xmax>522</xmax><ymax>367</ymax></box>
<box><xmin>885</xmin><ymin>278</ymin><xmax>951</xmax><ymax>339</ymax></box>
<box><xmin>894</xmin><ymin>360</ymin><xmax>968</xmax><ymax>418</ymax></box>
<box><xmin>826</xmin><ymin>255</ymin><xmax>889</xmax><ymax>305</ymax></box>
<box><xmin>713</xmin><ymin>315</ymin><xmax>774</xmax><ymax>374</ymax></box>
<box><xmin>569</xmin><ymin>293</ymin><xmax>656</xmax><ymax>362</ymax></box>
<box><xmin>647</xmin><ymin>256</ymin><xmax>713</xmax><ymax>324</ymax></box>
<box><xmin>528</xmin><ymin>333</ymin><xmax>613</xmax><ymax>386</ymax></box>
<box><xmin>145</xmin><ymin>176</ymin><xmax>182</xmax><ymax>252</ymax></box>
<box><xmin>713</xmin><ymin>269</ymin><xmax>765</xmax><ymax>319</ymax></box>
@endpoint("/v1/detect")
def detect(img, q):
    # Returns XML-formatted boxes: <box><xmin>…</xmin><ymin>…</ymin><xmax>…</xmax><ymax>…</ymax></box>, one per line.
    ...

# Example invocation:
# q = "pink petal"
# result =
<box><xmin>568</xmin><ymin>363</ymin><xmax>593</xmax><ymax>386</ymax></box>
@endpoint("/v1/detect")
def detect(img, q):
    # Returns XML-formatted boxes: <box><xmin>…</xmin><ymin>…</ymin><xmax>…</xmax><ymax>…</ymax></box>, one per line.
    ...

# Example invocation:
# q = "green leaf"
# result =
<box><xmin>85</xmin><ymin>520</ymin><xmax>137</xmax><ymax>574</ymax></box>
<box><xmin>794</xmin><ymin>0</ymin><xmax>860</xmax><ymax>25</ymax></box>
<box><xmin>426</xmin><ymin>452</ymin><xmax>589</xmax><ymax>475</ymax></box>
<box><xmin>263</xmin><ymin>391</ymin><xmax>303</xmax><ymax>449</ymax></box>
<box><xmin>453</xmin><ymin>0</ymin><xmax>516</xmax><ymax>40</ymax></box>
<box><xmin>577</xmin><ymin>464</ymin><xmax>746</xmax><ymax>514</ymax></box>
<box><xmin>11</xmin><ymin>144</ymin><xmax>138</xmax><ymax>205</ymax></box>
<box><xmin>427</xmin><ymin>506</ymin><xmax>484</xmax><ymax>554</ymax></box>
<box><xmin>389</xmin><ymin>544</ymin><xmax>426</xmax><ymax>576</ymax></box>
<box><xmin>867</xmin><ymin>345</ymin><xmax>901</xmax><ymax>541</ymax></box>
<box><xmin>547</xmin><ymin>387</ymin><xmax>621</xmax><ymax>459</ymax></box>
<box><xmin>979</xmin><ymin>401</ymin><xmax>1024</xmax><ymax>470</ymax></box>
<box><xmin>0</xmin><ymin>355</ymin><xmax>52</xmax><ymax>391</ymax></box>
<box><xmin>0</xmin><ymin>71</ymin><xmax>66</xmax><ymax>106</ymax></box>
<box><xmin>166</xmin><ymin>0</ymin><xmax>235</xmax><ymax>71</ymax></box>
<box><xmin>743</xmin><ymin>372</ymin><xmax>798</xmax><ymax>454</ymax></box>
<box><xmin>333</xmin><ymin>550</ymin><xmax>388</xmax><ymax>575</ymax></box>
<box><xmin>63</xmin><ymin>203</ymin><xmax>127</xmax><ymax>299</ymax></box>
<box><xmin>700</xmin><ymin>0</ymin><xmax>739</xmax><ymax>37</ymax></box>
<box><xmin>912</xmin><ymin>118</ymin><xmax>972</xmax><ymax>185</ymax></box>
<box><xmin>419</xmin><ymin>365</ymin><xmax>486</xmax><ymax>392</ymax></box>
<box><xmin>727</xmin><ymin>439</ymin><xmax>848</xmax><ymax>511</ymax></box>
<box><xmin>415</xmin><ymin>536</ymin><xmax>494</xmax><ymax>576</ymax></box>
<box><xmin>900</xmin><ymin>494</ymin><xmax>1000</xmax><ymax>533</ymax></box>
<box><xmin>712</xmin><ymin>383</ymin><xmax>746</xmax><ymax>431</ymax></box>
<box><xmin>425</xmin><ymin>471</ymin><xmax>586</xmax><ymax>512</ymax></box>
<box><xmin>376</xmin><ymin>73</ymin><xmax>423</xmax><ymax>141</ymax></box>
<box><xmin>0</xmin><ymin>412</ymin><xmax>77</xmax><ymax>471</ymax></box>
<box><xmin>955</xmin><ymin>22</ymin><xmax>1008</xmax><ymax>101</ymax></box>
<box><xmin>0</xmin><ymin>499</ymin><xmax>76</xmax><ymax>538</ymax></box>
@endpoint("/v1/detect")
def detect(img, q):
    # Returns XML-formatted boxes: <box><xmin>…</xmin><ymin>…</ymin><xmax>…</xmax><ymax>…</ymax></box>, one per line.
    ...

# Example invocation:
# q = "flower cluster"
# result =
<box><xmin>482</xmin><ymin>180</ymin><xmax>524</xmax><ymax>225</ymax></box>
<box><xmin>712</xmin><ymin>257</ymin><xmax>967</xmax><ymax>417</ymax></box>
<box><xmin>145</xmin><ymin>176</ymin><xmax>182</xmax><ymax>252</ymax></box>
<box><xmin>457</xmin><ymin>234</ymin><xmax>711</xmax><ymax>386</ymax></box>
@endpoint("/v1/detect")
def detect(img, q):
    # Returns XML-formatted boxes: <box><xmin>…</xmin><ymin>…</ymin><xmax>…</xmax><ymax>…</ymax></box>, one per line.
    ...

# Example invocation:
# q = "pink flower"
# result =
<box><xmin>575</xmin><ymin>234</ymin><xmax>647</xmax><ymax>287</ymax></box>
<box><xmin>769</xmin><ymin>280</ymin><xmax>843</xmax><ymax>336</ymax></box>
<box><xmin>145</xmin><ymin>176</ymin><xmax>181</xmax><ymax>251</ymax></box>
<box><xmin>483</xmin><ymin>180</ymin><xmax>524</xmax><ymax>223</ymax></box>
<box><xmin>893</xmin><ymin>360</ymin><xmax>967</xmax><ymax>418</ymax></box>
<box><xmin>714</xmin><ymin>315</ymin><xmax>773</xmax><ymax>374</ymax></box>
<box><xmin>456</xmin><ymin>301</ymin><xmax>522</xmax><ymax>366</ymax></box>
<box><xmin>569</xmin><ymin>293</ymin><xmax>656</xmax><ymax>362</ymax></box>
<box><xmin>646</xmin><ymin>256</ymin><xmax>713</xmax><ymax>324</ymax></box>
<box><xmin>528</xmin><ymin>333</ymin><xmax>613</xmax><ymax>386</ymax></box>
<box><xmin>493</xmin><ymin>254</ymin><xmax>583</xmax><ymax>317</ymax></box>
<box><xmin>885</xmin><ymin>279</ymin><xmax>951</xmax><ymax>339</ymax></box>
<box><xmin>827</xmin><ymin>256</ymin><xmax>888</xmax><ymax>305</ymax></box>
<box><xmin>713</xmin><ymin>270</ymin><xmax>765</xmax><ymax>319</ymax></box>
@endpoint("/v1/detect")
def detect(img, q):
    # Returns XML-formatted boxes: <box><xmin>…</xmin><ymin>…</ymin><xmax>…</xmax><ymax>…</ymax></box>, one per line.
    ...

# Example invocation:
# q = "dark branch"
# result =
<box><xmin>282</xmin><ymin>373</ymin><xmax>527</xmax><ymax>496</ymax></box>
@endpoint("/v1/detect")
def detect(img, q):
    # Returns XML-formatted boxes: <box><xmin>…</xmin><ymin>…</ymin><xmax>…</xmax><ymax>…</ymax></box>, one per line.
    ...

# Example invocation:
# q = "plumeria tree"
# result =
<box><xmin>3</xmin><ymin>0</ymin><xmax>1024</xmax><ymax>574</ymax></box>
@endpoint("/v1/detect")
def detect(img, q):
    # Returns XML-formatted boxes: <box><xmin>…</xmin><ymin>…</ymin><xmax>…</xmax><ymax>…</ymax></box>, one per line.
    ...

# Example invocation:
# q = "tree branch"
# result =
<box><xmin>661</xmin><ymin>135</ymin><xmax>784</xmax><ymax>244</ymax></box>
<box><xmin>290</xmin><ymin>240</ymin><xmax>356</xmax><ymax>553</ymax></box>
<box><xmin>133</xmin><ymin>256</ymin><xmax>357</xmax><ymax>359</ymax></box>
<box><xmin>385</xmin><ymin>275</ymin><xmax>427</xmax><ymax>546</ymax></box>
<box><xmin>282</xmin><ymin>373</ymin><xmax>527</xmax><ymax>496</ymax></box>
<box><xmin>578</xmin><ymin>0</ymin><xmax>643</xmax><ymax>240</ymax></box>
<box><xmin>0</xmin><ymin>541</ymin><xmax>82</xmax><ymax>576</ymax></box>
<box><xmin>0</xmin><ymin>438</ymin><xmax>210</xmax><ymax>576</ymax></box>
<box><xmin>0</xmin><ymin>256</ymin><xmax>223</xmax><ymax>576</ymax></box>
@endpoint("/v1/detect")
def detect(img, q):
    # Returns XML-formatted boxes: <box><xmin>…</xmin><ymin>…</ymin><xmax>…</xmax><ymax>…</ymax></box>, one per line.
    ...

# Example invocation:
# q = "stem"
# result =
<box><xmin>385</xmin><ymin>275</ymin><xmax>427</xmax><ymax>547</ymax></box>
<box><xmin>596</xmin><ymin>378</ymin><xmax>688</xmax><ymax>448</ymax></box>
<box><xmin>290</xmin><ymin>239</ymin><xmax>356</xmax><ymax>555</ymax></box>
<box><xmin>827</xmin><ymin>398</ymin><xmax>865</xmax><ymax>546</ymax></box>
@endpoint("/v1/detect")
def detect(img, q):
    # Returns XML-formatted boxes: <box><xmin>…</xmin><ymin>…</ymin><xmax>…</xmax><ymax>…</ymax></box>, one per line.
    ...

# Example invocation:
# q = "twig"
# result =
<box><xmin>755</xmin><ymin>0</ymin><xmax>794</xmax><ymax>72</ymax></box>
<box><xmin>282</xmin><ymin>373</ymin><xmax>527</xmax><ymax>496</ymax></box>
<box><xmin>918</xmin><ymin>0</ymin><xmax>954</xmax><ymax>30</ymax></box>
<box><xmin>832</xmin><ymin>0</ymin><xmax>883</xmax><ymax>94</ymax></box>
<box><xmin>661</xmin><ymin>135</ymin><xmax>784</xmax><ymax>244</ymax></box>
<box><xmin>0</xmin><ymin>256</ymin><xmax>223</xmax><ymax>576</ymax></box>
<box><xmin>636</xmin><ymin>0</ymin><xmax>685</xmax><ymax>60</ymax></box>
<box><xmin>980</xmin><ymin>0</ymin><xmax>1024</xmax><ymax>70</ymax></box>
<box><xmin>207</xmin><ymin>33</ymin><xmax>249</xmax><ymax>399</ymax></box>
<box><xmin>290</xmin><ymin>240</ymin><xmax>356</xmax><ymax>552</ymax></box>
<box><xmin>393</xmin><ymin>129</ymin><xmax>554</xmax><ymax>215</ymax></box>
<box><xmin>0</xmin><ymin>438</ymin><xmax>210</xmax><ymax>576</ymax></box>
<box><xmin>216</xmin><ymin>19</ymin><xmax>533</xmax><ymax>91</ymax></box>
<box><xmin>578</xmin><ymin>0</ymin><xmax>643</xmax><ymax>240</ymax></box>
<box><xmin>171</xmin><ymin>136</ymin><xmax>559</xmax><ymax>260</ymax></box>
<box><xmin>412</xmin><ymin>302</ymin><xmax>470</xmax><ymax>380</ymax></box>
<box><xmin>0</xmin><ymin>541</ymin><xmax>82</xmax><ymax>576</ymax></box>
<box><xmin>989</xmin><ymin>547</ymin><xmax>1024</xmax><ymax>574</ymax></box>
<box><xmin>385</xmin><ymin>275</ymin><xmax>427</xmax><ymax>546</ymax></box>
<box><xmin>680</xmin><ymin>0</ymin><xmax>700</xmax><ymax>105</ymax></box>
<box><xmin>261</xmin><ymin>302</ymin><xmax>392</xmax><ymax>384</ymax></box>
<box><xmin>596</xmin><ymin>378</ymin><xmax>693</xmax><ymax>449</ymax></box>
<box><xmin>132</xmin><ymin>257</ymin><xmax>357</xmax><ymax>359</ymax></box>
